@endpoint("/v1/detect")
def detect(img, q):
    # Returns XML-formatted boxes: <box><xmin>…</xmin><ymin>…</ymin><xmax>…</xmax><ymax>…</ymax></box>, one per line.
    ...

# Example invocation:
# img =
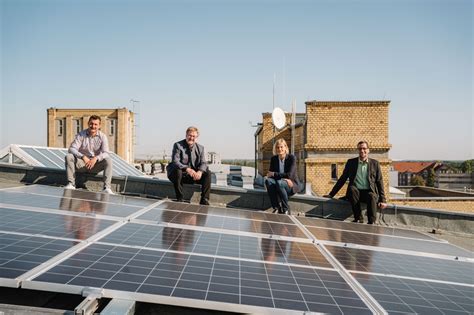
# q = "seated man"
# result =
<box><xmin>64</xmin><ymin>115</ymin><xmax>114</xmax><ymax>194</ymax></box>
<box><xmin>166</xmin><ymin>126</ymin><xmax>211</xmax><ymax>205</ymax></box>
<box><xmin>324</xmin><ymin>140</ymin><xmax>387</xmax><ymax>224</ymax></box>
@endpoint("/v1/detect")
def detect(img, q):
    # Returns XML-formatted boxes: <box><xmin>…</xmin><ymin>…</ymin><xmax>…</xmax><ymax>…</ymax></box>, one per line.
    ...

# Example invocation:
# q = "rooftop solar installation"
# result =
<box><xmin>0</xmin><ymin>207</ymin><xmax>117</xmax><ymax>239</ymax></box>
<box><xmin>326</xmin><ymin>245</ymin><xmax>474</xmax><ymax>285</ymax></box>
<box><xmin>30</xmin><ymin>243</ymin><xmax>372</xmax><ymax>314</ymax></box>
<box><xmin>0</xmin><ymin>233</ymin><xmax>78</xmax><ymax>285</ymax></box>
<box><xmin>297</xmin><ymin>216</ymin><xmax>439</xmax><ymax>241</ymax></box>
<box><xmin>10</xmin><ymin>184</ymin><xmax>155</xmax><ymax>207</ymax></box>
<box><xmin>155</xmin><ymin>201</ymin><xmax>294</xmax><ymax>224</ymax></box>
<box><xmin>135</xmin><ymin>208</ymin><xmax>308</xmax><ymax>238</ymax></box>
<box><xmin>352</xmin><ymin>273</ymin><xmax>474</xmax><ymax>315</ymax></box>
<box><xmin>97</xmin><ymin>222</ymin><xmax>331</xmax><ymax>268</ymax></box>
<box><xmin>1</xmin><ymin>144</ymin><xmax>144</xmax><ymax>177</ymax></box>
<box><xmin>1</xmin><ymin>184</ymin><xmax>473</xmax><ymax>314</ymax></box>
<box><xmin>306</xmin><ymin>226</ymin><xmax>472</xmax><ymax>258</ymax></box>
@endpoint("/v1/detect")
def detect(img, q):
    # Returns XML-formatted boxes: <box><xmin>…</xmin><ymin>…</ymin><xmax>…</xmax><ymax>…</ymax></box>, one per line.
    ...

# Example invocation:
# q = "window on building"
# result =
<box><xmin>109</xmin><ymin>119</ymin><xmax>116</xmax><ymax>136</ymax></box>
<box><xmin>56</xmin><ymin>119</ymin><xmax>64</xmax><ymax>136</ymax></box>
<box><xmin>74</xmin><ymin>119</ymin><xmax>82</xmax><ymax>134</ymax></box>
<box><xmin>331</xmin><ymin>164</ymin><xmax>338</xmax><ymax>180</ymax></box>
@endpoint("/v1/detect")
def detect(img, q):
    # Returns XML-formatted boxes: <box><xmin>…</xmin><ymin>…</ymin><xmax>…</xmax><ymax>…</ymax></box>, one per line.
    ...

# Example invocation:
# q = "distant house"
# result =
<box><xmin>392</xmin><ymin>161</ymin><xmax>438</xmax><ymax>186</ymax></box>
<box><xmin>393</xmin><ymin>161</ymin><xmax>471</xmax><ymax>190</ymax></box>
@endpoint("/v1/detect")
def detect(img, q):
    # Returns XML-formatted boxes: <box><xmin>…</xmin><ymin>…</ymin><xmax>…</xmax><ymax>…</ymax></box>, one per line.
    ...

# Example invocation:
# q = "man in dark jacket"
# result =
<box><xmin>166</xmin><ymin>126</ymin><xmax>211</xmax><ymax>205</ymax></box>
<box><xmin>325</xmin><ymin>141</ymin><xmax>387</xmax><ymax>224</ymax></box>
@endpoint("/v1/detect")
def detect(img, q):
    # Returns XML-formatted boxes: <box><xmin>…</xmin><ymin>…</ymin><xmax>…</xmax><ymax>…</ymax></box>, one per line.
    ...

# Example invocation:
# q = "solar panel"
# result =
<box><xmin>297</xmin><ymin>216</ymin><xmax>439</xmax><ymax>241</ymax></box>
<box><xmin>10</xmin><ymin>145</ymin><xmax>144</xmax><ymax>177</ymax></box>
<box><xmin>155</xmin><ymin>201</ymin><xmax>294</xmax><ymax>224</ymax></box>
<box><xmin>0</xmin><ymin>207</ymin><xmax>117</xmax><ymax>240</ymax></box>
<box><xmin>0</xmin><ymin>232</ymin><xmax>77</xmax><ymax>285</ymax></box>
<box><xmin>135</xmin><ymin>208</ymin><xmax>307</xmax><ymax>238</ymax></box>
<box><xmin>326</xmin><ymin>245</ymin><xmax>474</xmax><ymax>285</ymax></box>
<box><xmin>2</xmin><ymin>183</ymin><xmax>473</xmax><ymax>314</ymax></box>
<box><xmin>352</xmin><ymin>273</ymin><xmax>474</xmax><ymax>315</ymax></box>
<box><xmin>30</xmin><ymin>243</ymin><xmax>372</xmax><ymax>314</ymax></box>
<box><xmin>10</xmin><ymin>185</ymin><xmax>155</xmax><ymax>207</ymax></box>
<box><xmin>97</xmin><ymin>222</ymin><xmax>331</xmax><ymax>268</ymax></box>
<box><xmin>306</xmin><ymin>226</ymin><xmax>472</xmax><ymax>257</ymax></box>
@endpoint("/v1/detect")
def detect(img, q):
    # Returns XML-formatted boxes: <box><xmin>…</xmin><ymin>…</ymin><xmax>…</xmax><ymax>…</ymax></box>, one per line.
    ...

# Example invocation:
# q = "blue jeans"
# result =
<box><xmin>265</xmin><ymin>178</ymin><xmax>293</xmax><ymax>213</ymax></box>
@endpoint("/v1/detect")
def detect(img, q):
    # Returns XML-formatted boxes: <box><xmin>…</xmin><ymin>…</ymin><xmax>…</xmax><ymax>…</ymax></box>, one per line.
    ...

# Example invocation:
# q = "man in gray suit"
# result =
<box><xmin>166</xmin><ymin>126</ymin><xmax>211</xmax><ymax>205</ymax></box>
<box><xmin>325</xmin><ymin>141</ymin><xmax>387</xmax><ymax>224</ymax></box>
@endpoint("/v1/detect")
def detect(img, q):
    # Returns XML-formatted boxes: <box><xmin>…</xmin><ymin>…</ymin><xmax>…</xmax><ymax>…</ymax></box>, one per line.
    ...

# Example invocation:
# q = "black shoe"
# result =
<box><xmin>176</xmin><ymin>198</ymin><xmax>184</xmax><ymax>203</ymax></box>
<box><xmin>352</xmin><ymin>219</ymin><xmax>364</xmax><ymax>223</ymax></box>
<box><xmin>367</xmin><ymin>222</ymin><xmax>374</xmax><ymax>225</ymax></box>
<box><xmin>200</xmin><ymin>198</ymin><xmax>210</xmax><ymax>206</ymax></box>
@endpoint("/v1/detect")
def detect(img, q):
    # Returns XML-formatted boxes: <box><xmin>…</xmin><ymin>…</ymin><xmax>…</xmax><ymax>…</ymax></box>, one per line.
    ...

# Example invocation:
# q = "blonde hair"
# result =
<box><xmin>273</xmin><ymin>138</ymin><xmax>289</xmax><ymax>155</ymax></box>
<box><xmin>186</xmin><ymin>126</ymin><xmax>199</xmax><ymax>135</ymax></box>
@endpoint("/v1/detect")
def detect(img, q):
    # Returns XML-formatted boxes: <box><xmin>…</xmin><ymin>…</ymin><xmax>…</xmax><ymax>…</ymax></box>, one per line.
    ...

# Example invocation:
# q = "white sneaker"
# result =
<box><xmin>64</xmin><ymin>183</ymin><xmax>76</xmax><ymax>190</ymax></box>
<box><xmin>102</xmin><ymin>187</ymin><xmax>115</xmax><ymax>195</ymax></box>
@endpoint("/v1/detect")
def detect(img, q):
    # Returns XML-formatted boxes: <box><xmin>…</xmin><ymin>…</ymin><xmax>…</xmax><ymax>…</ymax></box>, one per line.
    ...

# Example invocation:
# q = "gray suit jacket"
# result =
<box><xmin>166</xmin><ymin>139</ymin><xmax>208</xmax><ymax>176</ymax></box>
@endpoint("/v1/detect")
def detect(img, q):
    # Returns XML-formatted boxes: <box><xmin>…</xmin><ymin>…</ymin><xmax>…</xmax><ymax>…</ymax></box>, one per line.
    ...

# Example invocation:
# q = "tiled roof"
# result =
<box><xmin>393</xmin><ymin>161</ymin><xmax>437</xmax><ymax>173</ymax></box>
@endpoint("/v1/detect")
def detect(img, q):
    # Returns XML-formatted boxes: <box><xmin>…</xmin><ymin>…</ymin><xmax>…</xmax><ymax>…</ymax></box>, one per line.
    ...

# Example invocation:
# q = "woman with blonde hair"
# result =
<box><xmin>265</xmin><ymin>138</ymin><xmax>300</xmax><ymax>214</ymax></box>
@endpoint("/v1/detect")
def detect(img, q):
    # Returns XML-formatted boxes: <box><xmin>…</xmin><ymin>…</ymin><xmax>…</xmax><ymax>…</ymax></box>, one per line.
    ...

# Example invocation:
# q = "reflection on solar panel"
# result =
<box><xmin>11</xmin><ymin>185</ymin><xmax>155</xmax><ymax>207</ymax></box>
<box><xmin>136</xmin><ymin>208</ymin><xmax>307</xmax><ymax>238</ymax></box>
<box><xmin>326</xmin><ymin>245</ymin><xmax>474</xmax><ymax>284</ymax></box>
<box><xmin>0</xmin><ymin>190</ymin><xmax>144</xmax><ymax>218</ymax></box>
<box><xmin>1</xmin><ymin>144</ymin><xmax>143</xmax><ymax>177</ymax></box>
<box><xmin>0</xmin><ymin>207</ymin><xmax>116</xmax><ymax>239</ymax></box>
<box><xmin>353</xmin><ymin>273</ymin><xmax>474</xmax><ymax>315</ymax></box>
<box><xmin>1</xmin><ymin>184</ymin><xmax>472</xmax><ymax>314</ymax></box>
<box><xmin>307</xmin><ymin>226</ymin><xmax>471</xmax><ymax>257</ymax></box>
<box><xmin>297</xmin><ymin>216</ymin><xmax>438</xmax><ymax>241</ymax></box>
<box><xmin>155</xmin><ymin>201</ymin><xmax>294</xmax><ymax>224</ymax></box>
<box><xmin>98</xmin><ymin>223</ymin><xmax>331</xmax><ymax>267</ymax></box>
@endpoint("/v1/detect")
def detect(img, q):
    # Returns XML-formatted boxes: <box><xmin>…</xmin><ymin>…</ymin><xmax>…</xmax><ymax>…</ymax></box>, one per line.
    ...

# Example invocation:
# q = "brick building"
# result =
<box><xmin>47</xmin><ymin>108</ymin><xmax>135</xmax><ymax>163</ymax></box>
<box><xmin>256</xmin><ymin>101</ymin><xmax>391</xmax><ymax>198</ymax></box>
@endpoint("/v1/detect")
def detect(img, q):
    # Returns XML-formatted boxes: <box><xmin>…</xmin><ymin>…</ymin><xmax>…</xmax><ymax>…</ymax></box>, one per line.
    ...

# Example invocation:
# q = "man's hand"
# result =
<box><xmin>284</xmin><ymin>179</ymin><xmax>293</xmax><ymax>188</ymax></box>
<box><xmin>84</xmin><ymin>156</ymin><xmax>97</xmax><ymax>170</ymax></box>
<box><xmin>266</xmin><ymin>171</ymin><xmax>274</xmax><ymax>178</ymax></box>
<box><xmin>194</xmin><ymin>170</ymin><xmax>203</xmax><ymax>181</ymax></box>
<box><xmin>323</xmin><ymin>194</ymin><xmax>333</xmax><ymax>199</ymax></box>
<box><xmin>378</xmin><ymin>202</ymin><xmax>388</xmax><ymax>209</ymax></box>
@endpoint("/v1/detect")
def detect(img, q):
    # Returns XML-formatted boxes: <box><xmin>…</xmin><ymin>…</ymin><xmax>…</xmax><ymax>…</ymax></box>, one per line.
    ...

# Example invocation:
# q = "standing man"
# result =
<box><xmin>166</xmin><ymin>126</ymin><xmax>211</xmax><ymax>205</ymax></box>
<box><xmin>65</xmin><ymin>115</ymin><xmax>114</xmax><ymax>194</ymax></box>
<box><xmin>324</xmin><ymin>141</ymin><xmax>387</xmax><ymax>224</ymax></box>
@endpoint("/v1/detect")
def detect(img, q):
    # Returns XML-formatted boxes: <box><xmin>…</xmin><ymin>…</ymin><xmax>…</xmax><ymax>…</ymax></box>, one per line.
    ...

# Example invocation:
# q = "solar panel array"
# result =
<box><xmin>1</xmin><ymin>184</ymin><xmax>473</xmax><ymax>314</ymax></box>
<box><xmin>5</xmin><ymin>145</ymin><xmax>144</xmax><ymax>177</ymax></box>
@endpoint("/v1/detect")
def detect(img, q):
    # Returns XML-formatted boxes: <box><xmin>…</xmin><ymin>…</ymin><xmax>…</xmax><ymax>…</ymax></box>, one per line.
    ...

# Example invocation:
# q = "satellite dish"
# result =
<box><xmin>272</xmin><ymin>107</ymin><xmax>286</xmax><ymax>130</ymax></box>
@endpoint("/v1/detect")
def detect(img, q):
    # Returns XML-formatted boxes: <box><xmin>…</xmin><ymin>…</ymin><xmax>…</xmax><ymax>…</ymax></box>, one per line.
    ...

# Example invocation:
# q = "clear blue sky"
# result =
<box><xmin>1</xmin><ymin>0</ymin><xmax>472</xmax><ymax>160</ymax></box>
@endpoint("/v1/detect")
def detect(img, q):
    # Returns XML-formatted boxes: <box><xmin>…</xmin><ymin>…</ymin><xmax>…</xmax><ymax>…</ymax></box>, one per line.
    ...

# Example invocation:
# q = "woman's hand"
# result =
<box><xmin>284</xmin><ymin>179</ymin><xmax>293</xmax><ymax>188</ymax></box>
<box><xmin>266</xmin><ymin>171</ymin><xmax>274</xmax><ymax>178</ymax></box>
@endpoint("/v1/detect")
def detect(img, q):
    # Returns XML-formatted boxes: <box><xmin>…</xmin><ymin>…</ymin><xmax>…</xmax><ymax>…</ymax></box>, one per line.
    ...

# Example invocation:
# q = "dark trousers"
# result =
<box><xmin>168</xmin><ymin>168</ymin><xmax>211</xmax><ymax>201</ymax></box>
<box><xmin>347</xmin><ymin>186</ymin><xmax>377</xmax><ymax>224</ymax></box>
